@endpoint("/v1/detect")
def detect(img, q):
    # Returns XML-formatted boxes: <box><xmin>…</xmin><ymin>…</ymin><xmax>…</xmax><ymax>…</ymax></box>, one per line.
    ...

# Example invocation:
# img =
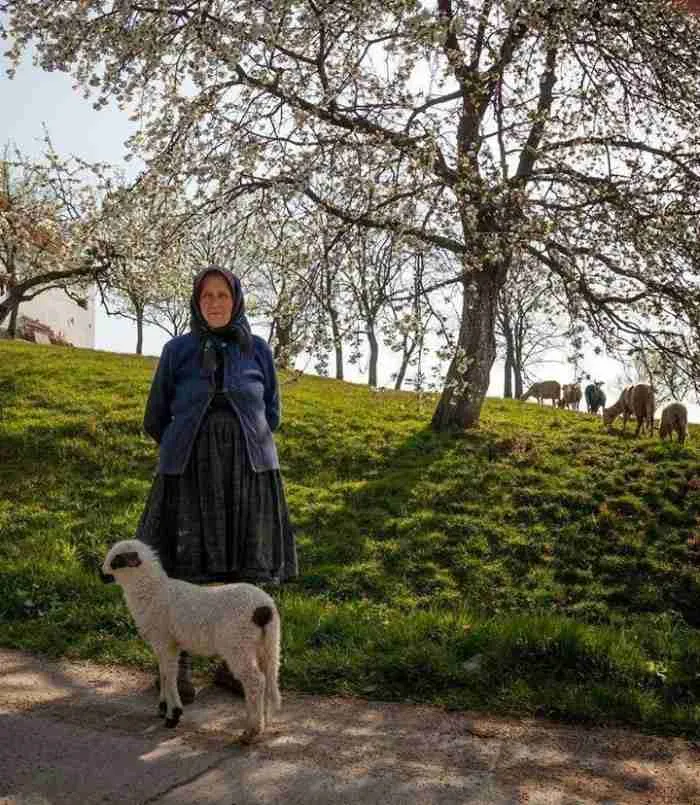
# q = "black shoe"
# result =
<box><xmin>213</xmin><ymin>662</ymin><xmax>245</xmax><ymax>697</ymax></box>
<box><xmin>177</xmin><ymin>651</ymin><xmax>196</xmax><ymax>704</ymax></box>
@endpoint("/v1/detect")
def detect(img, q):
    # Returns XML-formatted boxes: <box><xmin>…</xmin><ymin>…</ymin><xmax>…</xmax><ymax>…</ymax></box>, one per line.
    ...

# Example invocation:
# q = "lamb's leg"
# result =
<box><xmin>156</xmin><ymin>644</ymin><xmax>183</xmax><ymax>728</ymax></box>
<box><xmin>226</xmin><ymin>655</ymin><xmax>266</xmax><ymax>743</ymax></box>
<box><xmin>262</xmin><ymin>638</ymin><xmax>282</xmax><ymax>725</ymax></box>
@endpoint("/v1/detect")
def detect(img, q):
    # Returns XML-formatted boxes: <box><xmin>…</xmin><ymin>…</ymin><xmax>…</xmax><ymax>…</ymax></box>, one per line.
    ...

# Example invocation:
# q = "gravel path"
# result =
<box><xmin>0</xmin><ymin>648</ymin><xmax>698</xmax><ymax>804</ymax></box>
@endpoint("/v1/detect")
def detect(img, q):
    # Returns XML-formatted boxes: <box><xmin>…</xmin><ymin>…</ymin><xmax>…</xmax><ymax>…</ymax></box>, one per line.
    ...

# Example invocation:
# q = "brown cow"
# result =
<box><xmin>603</xmin><ymin>384</ymin><xmax>655</xmax><ymax>436</ymax></box>
<box><xmin>659</xmin><ymin>402</ymin><xmax>688</xmax><ymax>444</ymax></box>
<box><xmin>520</xmin><ymin>381</ymin><xmax>561</xmax><ymax>407</ymax></box>
<box><xmin>558</xmin><ymin>383</ymin><xmax>582</xmax><ymax>411</ymax></box>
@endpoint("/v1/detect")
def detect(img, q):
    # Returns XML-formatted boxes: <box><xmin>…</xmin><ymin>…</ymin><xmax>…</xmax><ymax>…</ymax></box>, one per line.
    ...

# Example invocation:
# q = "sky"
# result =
<box><xmin>2</xmin><ymin>40</ymin><xmax>698</xmax><ymax>420</ymax></box>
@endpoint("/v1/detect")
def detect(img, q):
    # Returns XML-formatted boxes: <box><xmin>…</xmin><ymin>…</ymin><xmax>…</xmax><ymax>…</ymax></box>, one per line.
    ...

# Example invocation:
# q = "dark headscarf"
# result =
<box><xmin>190</xmin><ymin>266</ymin><xmax>253</xmax><ymax>373</ymax></box>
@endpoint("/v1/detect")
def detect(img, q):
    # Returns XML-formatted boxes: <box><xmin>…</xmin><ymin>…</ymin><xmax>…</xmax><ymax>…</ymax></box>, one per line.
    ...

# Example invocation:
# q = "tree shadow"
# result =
<box><xmin>0</xmin><ymin>376</ymin><xmax>19</xmax><ymax>422</ymax></box>
<box><xmin>287</xmin><ymin>423</ymin><xmax>499</xmax><ymax>603</ymax></box>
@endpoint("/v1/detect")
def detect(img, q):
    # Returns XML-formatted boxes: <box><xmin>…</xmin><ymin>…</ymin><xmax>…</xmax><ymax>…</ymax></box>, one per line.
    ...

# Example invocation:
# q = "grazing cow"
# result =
<box><xmin>659</xmin><ymin>402</ymin><xmax>688</xmax><ymax>444</ymax></box>
<box><xmin>603</xmin><ymin>384</ymin><xmax>655</xmax><ymax>436</ymax></box>
<box><xmin>520</xmin><ymin>380</ymin><xmax>561</xmax><ymax>407</ymax></box>
<box><xmin>558</xmin><ymin>383</ymin><xmax>582</xmax><ymax>411</ymax></box>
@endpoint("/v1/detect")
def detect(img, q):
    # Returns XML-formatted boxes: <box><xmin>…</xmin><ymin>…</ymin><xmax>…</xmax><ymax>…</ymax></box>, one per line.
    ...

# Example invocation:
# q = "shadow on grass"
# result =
<box><xmin>287</xmin><ymin>415</ymin><xmax>700</xmax><ymax>631</ymax></box>
<box><xmin>288</xmin><ymin>423</ymin><xmax>533</xmax><ymax>608</ymax></box>
<box><xmin>0</xmin><ymin>376</ymin><xmax>19</xmax><ymax>421</ymax></box>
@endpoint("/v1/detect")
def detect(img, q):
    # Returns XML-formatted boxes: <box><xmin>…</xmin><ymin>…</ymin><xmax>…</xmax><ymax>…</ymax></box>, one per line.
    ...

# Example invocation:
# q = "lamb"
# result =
<box><xmin>101</xmin><ymin>539</ymin><xmax>281</xmax><ymax>743</ymax></box>
<box><xmin>603</xmin><ymin>384</ymin><xmax>655</xmax><ymax>436</ymax></box>
<box><xmin>584</xmin><ymin>382</ymin><xmax>606</xmax><ymax>415</ymax></box>
<box><xmin>558</xmin><ymin>383</ymin><xmax>582</xmax><ymax>411</ymax></box>
<box><xmin>520</xmin><ymin>380</ymin><xmax>561</xmax><ymax>407</ymax></box>
<box><xmin>602</xmin><ymin>386</ymin><xmax>630</xmax><ymax>430</ymax></box>
<box><xmin>659</xmin><ymin>402</ymin><xmax>688</xmax><ymax>444</ymax></box>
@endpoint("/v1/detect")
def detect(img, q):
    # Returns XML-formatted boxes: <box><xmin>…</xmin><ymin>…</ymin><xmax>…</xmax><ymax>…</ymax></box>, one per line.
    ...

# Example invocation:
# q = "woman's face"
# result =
<box><xmin>199</xmin><ymin>273</ymin><xmax>234</xmax><ymax>328</ymax></box>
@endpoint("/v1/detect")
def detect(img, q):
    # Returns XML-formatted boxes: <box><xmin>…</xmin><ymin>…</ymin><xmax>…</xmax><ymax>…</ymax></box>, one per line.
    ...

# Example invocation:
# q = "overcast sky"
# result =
<box><xmin>2</xmin><ymin>42</ymin><xmax>698</xmax><ymax>419</ymax></box>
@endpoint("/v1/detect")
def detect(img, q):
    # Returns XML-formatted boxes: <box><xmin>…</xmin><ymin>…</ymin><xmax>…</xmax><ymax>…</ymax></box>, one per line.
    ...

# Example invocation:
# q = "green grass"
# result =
<box><xmin>2</xmin><ymin>339</ymin><xmax>700</xmax><ymax>737</ymax></box>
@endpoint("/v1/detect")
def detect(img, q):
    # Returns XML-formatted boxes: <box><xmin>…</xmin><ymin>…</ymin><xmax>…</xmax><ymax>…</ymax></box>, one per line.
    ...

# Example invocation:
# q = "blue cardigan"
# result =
<box><xmin>143</xmin><ymin>332</ymin><xmax>280</xmax><ymax>475</ymax></box>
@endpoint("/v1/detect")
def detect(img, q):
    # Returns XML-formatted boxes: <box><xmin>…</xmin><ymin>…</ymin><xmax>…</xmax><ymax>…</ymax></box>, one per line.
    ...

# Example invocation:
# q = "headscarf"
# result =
<box><xmin>190</xmin><ymin>266</ymin><xmax>253</xmax><ymax>373</ymax></box>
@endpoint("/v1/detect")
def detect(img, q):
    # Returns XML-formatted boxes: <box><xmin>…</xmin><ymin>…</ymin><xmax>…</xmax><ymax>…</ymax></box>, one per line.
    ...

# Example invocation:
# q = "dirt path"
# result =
<box><xmin>0</xmin><ymin>648</ymin><xmax>698</xmax><ymax>804</ymax></box>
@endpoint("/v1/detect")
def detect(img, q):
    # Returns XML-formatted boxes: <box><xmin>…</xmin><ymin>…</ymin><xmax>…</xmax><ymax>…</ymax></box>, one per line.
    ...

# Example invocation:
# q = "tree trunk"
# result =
<box><xmin>502</xmin><ymin>315</ymin><xmax>515</xmax><ymax>398</ymax></box>
<box><xmin>328</xmin><ymin>308</ymin><xmax>344</xmax><ymax>380</ymax></box>
<box><xmin>395</xmin><ymin>347</ymin><xmax>409</xmax><ymax>390</ymax></box>
<box><xmin>7</xmin><ymin>301</ymin><xmax>20</xmax><ymax>338</ymax></box>
<box><xmin>513</xmin><ymin>340</ymin><xmax>524</xmax><ymax>399</ymax></box>
<box><xmin>503</xmin><ymin>354</ymin><xmax>513</xmax><ymax>398</ymax></box>
<box><xmin>0</xmin><ymin>291</ymin><xmax>21</xmax><ymax>329</ymax></box>
<box><xmin>135</xmin><ymin>305</ymin><xmax>144</xmax><ymax>355</ymax></box>
<box><xmin>273</xmin><ymin>317</ymin><xmax>293</xmax><ymax>369</ymax></box>
<box><xmin>431</xmin><ymin>271</ymin><xmax>501</xmax><ymax>430</ymax></box>
<box><xmin>334</xmin><ymin>341</ymin><xmax>344</xmax><ymax>381</ymax></box>
<box><xmin>367</xmin><ymin>323</ymin><xmax>379</xmax><ymax>387</ymax></box>
<box><xmin>514</xmin><ymin>364</ymin><xmax>524</xmax><ymax>400</ymax></box>
<box><xmin>395</xmin><ymin>336</ymin><xmax>417</xmax><ymax>390</ymax></box>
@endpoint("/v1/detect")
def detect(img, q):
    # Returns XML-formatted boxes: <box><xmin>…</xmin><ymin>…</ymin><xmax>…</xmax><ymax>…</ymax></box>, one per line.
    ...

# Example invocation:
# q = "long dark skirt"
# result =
<box><xmin>137</xmin><ymin>407</ymin><xmax>297</xmax><ymax>584</ymax></box>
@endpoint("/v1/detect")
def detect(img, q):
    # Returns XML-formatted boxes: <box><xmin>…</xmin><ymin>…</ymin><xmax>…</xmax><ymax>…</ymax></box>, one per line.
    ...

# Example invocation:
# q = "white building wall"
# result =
<box><xmin>17</xmin><ymin>286</ymin><xmax>96</xmax><ymax>348</ymax></box>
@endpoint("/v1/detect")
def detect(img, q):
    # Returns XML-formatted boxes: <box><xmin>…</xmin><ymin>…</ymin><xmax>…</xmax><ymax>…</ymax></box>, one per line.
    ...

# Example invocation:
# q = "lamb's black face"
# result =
<box><xmin>101</xmin><ymin>545</ymin><xmax>145</xmax><ymax>583</ymax></box>
<box><xmin>110</xmin><ymin>551</ymin><xmax>142</xmax><ymax>570</ymax></box>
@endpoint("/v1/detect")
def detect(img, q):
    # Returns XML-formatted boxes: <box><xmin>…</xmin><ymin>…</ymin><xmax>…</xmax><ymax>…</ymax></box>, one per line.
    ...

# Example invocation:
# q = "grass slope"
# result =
<box><xmin>1</xmin><ymin>339</ymin><xmax>700</xmax><ymax>736</ymax></box>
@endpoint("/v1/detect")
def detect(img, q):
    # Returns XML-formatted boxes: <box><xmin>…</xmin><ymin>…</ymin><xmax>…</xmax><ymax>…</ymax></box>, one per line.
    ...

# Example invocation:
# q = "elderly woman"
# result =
<box><xmin>137</xmin><ymin>266</ymin><xmax>297</xmax><ymax>702</ymax></box>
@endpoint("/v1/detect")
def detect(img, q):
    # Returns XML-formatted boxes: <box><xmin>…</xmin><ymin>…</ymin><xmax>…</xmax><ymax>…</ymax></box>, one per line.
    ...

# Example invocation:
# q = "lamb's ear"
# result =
<box><xmin>111</xmin><ymin>551</ymin><xmax>142</xmax><ymax>570</ymax></box>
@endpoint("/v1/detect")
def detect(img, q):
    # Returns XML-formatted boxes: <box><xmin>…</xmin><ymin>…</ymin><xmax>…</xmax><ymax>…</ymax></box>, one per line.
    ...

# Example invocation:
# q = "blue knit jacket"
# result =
<box><xmin>143</xmin><ymin>332</ymin><xmax>280</xmax><ymax>475</ymax></box>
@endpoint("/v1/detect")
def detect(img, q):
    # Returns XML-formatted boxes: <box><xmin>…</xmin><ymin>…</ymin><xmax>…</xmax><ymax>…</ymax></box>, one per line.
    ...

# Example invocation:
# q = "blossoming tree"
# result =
<box><xmin>0</xmin><ymin>142</ymin><xmax>112</xmax><ymax>334</ymax></box>
<box><xmin>5</xmin><ymin>2</ymin><xmax>700</xmax><ymax>426</ymax></box>
<box><xmin>95</xmin><ymin>178</ymin><xmax>195</xmax><ymax>354</ymax></box>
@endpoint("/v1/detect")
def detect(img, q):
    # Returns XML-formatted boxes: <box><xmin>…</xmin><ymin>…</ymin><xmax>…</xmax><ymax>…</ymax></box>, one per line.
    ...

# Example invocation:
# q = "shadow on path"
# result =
<box><xmin>1</xmin><ymin>648</ymin><xmax>698</xmax><ymax>804</ymax></box>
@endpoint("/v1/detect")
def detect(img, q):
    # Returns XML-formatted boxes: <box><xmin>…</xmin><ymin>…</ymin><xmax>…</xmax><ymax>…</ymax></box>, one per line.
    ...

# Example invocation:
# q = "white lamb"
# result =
<box><xmin>101</xmin><ymin>539</ymin><xmax>281</xmax><ymax>743</ymax></box>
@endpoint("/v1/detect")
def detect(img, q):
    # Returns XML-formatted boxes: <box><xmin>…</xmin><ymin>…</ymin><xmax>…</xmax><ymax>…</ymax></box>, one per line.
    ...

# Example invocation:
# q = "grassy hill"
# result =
<box><xmin>1</xmin><ymin>339</ymin><xmax>700</xmax><ymax>737</ymax></box>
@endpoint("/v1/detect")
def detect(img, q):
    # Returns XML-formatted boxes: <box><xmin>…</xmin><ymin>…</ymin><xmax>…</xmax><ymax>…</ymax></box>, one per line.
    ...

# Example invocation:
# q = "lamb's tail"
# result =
<box><xmin>253</xmin><ymin>605</ymin><xmax>282</xmax><ymax>715</ymax></box>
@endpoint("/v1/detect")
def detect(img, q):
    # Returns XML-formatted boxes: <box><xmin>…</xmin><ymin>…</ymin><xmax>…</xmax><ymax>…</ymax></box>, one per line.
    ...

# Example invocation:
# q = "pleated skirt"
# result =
<box><xmin>136</xmin><ymin>405</ymin><xmax>298</xmax><ymax>584</ymax></box>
